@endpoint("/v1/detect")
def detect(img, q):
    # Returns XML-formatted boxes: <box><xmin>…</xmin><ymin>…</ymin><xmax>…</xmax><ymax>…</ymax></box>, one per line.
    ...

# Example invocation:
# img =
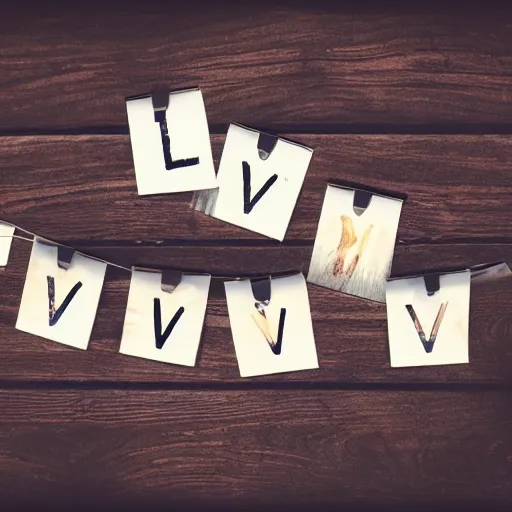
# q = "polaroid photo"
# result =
<box><xmin>224</xmin><ymin>273</ymin><xmax>318</xmax><ymax>377</ymax></box>
<box><xmin>307</xmin><ymin>184</ymin><xmax>404</xmax><ymax>303</ymax></box>
<box><xmin>0</xmin><ymin>222</ymin><xmax>15</xmax><ymax>266</ymax></box>
<box><xmin>119</xmin><ymin>269</ymin><xmax>211</xmax><ymax>367</ymax></box>
<box><xmin>16</xmin><ymin>239</ymin><xmax>107</xmax><ymax>350</ymax></box>
<box><xmin>126</xmin><ymin>87</ymin><xmax>216</xmax><ymax>195</ymax></box>
<box><xmin>191</xmin><ymin>123</ymin><xmax>313</xmax><ymax>241</ymax></box>
<box><xmin>386</xmin><ymin>270</ymin><xmax>471</xmax><ymax>368</ymax></box>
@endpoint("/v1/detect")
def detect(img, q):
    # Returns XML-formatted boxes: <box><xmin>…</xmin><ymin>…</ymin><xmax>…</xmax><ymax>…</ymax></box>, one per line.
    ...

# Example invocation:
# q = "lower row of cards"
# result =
<box><xmin>13</xmin><ymin>239</ymin><xmax>484</xmax><ymax>377</ymax></box>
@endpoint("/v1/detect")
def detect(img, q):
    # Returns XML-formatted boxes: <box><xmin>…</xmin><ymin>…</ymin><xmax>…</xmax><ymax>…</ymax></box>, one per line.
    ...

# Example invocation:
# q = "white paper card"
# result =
<box><xmin>0</xmin><ymin>223</ymin><xmax>15</xmax><ymax>266</ymax></box>
<box><xmin>192</xmin><ymin>124</ymin><xmax>313</xmax><ymax>241</ymax></box>
<box><xmin>386</xmin><ymin>271</ymin><xmax>471</xmax><ymax>368</ymax></box>
<box><xmin>16</xmin><ymin>240</ymin><xmax>107</xmax><ymax>350</ymax></box>
<box><xmin>126</xmin><ymin>88</ymin><xmax>216</xmax><ymax>195</ymax></box>
<box><xmin>119</xmin><ymin>270</ymin><xmax>211</xmax><ymax>366</ymax></box>
<box><xmin>225</xmin><ymin>273</ymin><xmax>318</xmax><ymax>377</ymax></box>
<box><xmin>308</xmin><ymin>184</ymin><xmax>403</xmax><ymax>303</ymax></box>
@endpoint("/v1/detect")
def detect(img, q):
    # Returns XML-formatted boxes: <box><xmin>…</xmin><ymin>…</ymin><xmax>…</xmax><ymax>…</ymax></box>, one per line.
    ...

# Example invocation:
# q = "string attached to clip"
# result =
<box><xmin>0</xmin><ymin>221</ymin><xmax>300</xmax><ymax>282</ymax></box>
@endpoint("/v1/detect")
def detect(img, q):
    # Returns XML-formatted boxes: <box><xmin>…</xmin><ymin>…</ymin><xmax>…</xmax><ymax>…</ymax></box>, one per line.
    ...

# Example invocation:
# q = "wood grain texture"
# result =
<box><xmin>0</xmin><ymin>389</ymin><xmax>510</xmax><ymax>508</ymax></box>
<box><xmin>1</xmin><ymin>3</ymin><xmax>512</xmax><ymax>132</ymax></box>
<box><xmin>1</xmin><ymin>241</ymin><xmax>510</xmax><ymax>383</ymax></box>
<box><xmin>40</xmin><ymin>241</ymin><xmax>512</xmax><ymax>278</ymax></box>
<box><xmin>1</xmin><ymin>135</ymin><xmax>511</xmax><ymax>242</ymax></box>
<box><xmin>1</xmin><ymin>3</ymin><xmax>512</xmax><ymax>508</ymax></box>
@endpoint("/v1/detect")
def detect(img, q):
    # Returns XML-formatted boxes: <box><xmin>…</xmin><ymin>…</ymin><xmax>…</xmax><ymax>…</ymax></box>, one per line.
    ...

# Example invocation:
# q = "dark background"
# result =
<box><xmin>0</xmin><ymin>1</ymin><xmax>511</xmax><ymax>510</ymax></box>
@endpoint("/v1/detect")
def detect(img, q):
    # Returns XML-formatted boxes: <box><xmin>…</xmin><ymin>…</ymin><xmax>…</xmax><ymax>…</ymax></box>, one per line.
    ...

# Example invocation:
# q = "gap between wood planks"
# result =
<box><xmin>62</xmin><ymin>238</ymin><xmax>512</xmax><ymax>248</ymax></box>
<box><xmin>0</xmin><ymin>380</ymin><xmax>509</xmax><ymax>391</ymax></box>
<box><xmin>0</xmin><ymin>130</ymin><xmax>508</xmax><ymax>391</ymax></box>
<box><xmin>3</xmin><ymin>123</ymin><xmax>512</xmax><ymax>137</ymax></box>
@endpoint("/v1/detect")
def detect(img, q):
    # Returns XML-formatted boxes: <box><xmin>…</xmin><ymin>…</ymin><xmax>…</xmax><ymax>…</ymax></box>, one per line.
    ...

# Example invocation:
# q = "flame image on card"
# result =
<box><xmin>333</xmin><ymin>215</ymin><xmax>374</xmax><ymax>278</ymax></box>
<box><xmin>308</xmin><ymin>184</ymin><xmax>403</xmax><ymax>303</ymax></box>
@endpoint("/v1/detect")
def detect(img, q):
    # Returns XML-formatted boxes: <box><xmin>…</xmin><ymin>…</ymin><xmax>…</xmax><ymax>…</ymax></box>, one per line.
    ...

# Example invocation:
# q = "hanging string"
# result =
<box><xmin>0</xmin><ymin>230</ymin><xmax>132</xmax><ymax>272</ymax></box>
<box><xmin>11</xmin><ymin>234</ymin><xmax>34</xmax><ymax>243</ymax></box>
<box><xmin>0</xmin><ymin>221</ymin><xmax>297</xmax><ymax>281</ymax></box>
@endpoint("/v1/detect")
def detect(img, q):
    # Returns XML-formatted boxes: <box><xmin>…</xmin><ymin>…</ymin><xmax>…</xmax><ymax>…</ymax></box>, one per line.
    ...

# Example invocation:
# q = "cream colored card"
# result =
<box><xmin>308</xmin><ymin>184</ymin><xmax>403</xmax><ymax>303</ymax></box>
<box><xmin>16</xmin><ymin>239</ymin><xmax>107</xmax><ymax>350</ymax></box>
<box><xmin>224</xmin><ymin>273</ymin><xmax>318</xmax><ymax>377</ymax></box>
<box><xmin>192</xmin><ymin>124</ymin><xmax>313</xmax><ymax>241</ymax></box>
<box><xmin>119</xmin><ymin>270</ymin><xmax>210</xmax><ymax>366</ymax></box>
<box><xmin>126</xmin><ymin>87</ymin><xmax>216</xmax><ymax>195</ymax></box>
<box><xmin>386</xmin><ymin>271</ymin><xmax>471</xmax><ymax>368</ymax></box>
<box><xmin>0</xmin><ymin>222</ymin><xmax>15</xmax><ymax>266</ymax></box>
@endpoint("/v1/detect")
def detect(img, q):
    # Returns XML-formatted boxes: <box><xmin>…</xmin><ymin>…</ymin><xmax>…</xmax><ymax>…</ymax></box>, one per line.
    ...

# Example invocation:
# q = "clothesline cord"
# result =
<box><xmin>0</xmin><ymin>230</ymin><xmax>290</xmax><ymax>281</ymax></box>
<box><xmin>1</xmin><ymin>232</ymin><xmax>134</xmax><ymax>273</ymax></box>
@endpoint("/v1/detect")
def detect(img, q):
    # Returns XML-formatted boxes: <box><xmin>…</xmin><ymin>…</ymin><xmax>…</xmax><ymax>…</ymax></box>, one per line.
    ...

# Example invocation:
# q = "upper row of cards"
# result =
<box><xmin>127</xmin><ymin>87</ymin><xmax>405</xmax><ymax>303</ymax></box>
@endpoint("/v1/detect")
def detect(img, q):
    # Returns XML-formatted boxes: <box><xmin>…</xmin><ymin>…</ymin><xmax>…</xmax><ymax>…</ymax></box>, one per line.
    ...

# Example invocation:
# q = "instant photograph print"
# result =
<box><xmin>119</xmin><ymin>269</ymin><xmax>211</xmax><ymax>367</ymax></box>
<box><xmin>386</xmin><ymin>270</ymin><xmax>471</xmax><ymax>368</ymax></box>
<box><xmin>224</xmin><ymin>272</ymin><xmax>318</xmax><ymax>377</ymax></box>
<box><xmin>16</xmin><ymin>239</ymin><xmax>107</xmax><ymax>350</ymax></box>
<box><xmin>191</xmin><ymin>123</ymin><xmax>313</xmax><ymax>241</ymax></box>
<box><xmin>308</xmin><ymin>183</ymin><xmax>404</xmax><ymax>303</ymax></box>
<box><xmin>0</xmin><ymin>222</ymin><xmax>15</xmax><ymax>267</ymax></box>
<box><xmin>126</xmin><ymin>87</ymin><xmax>216</xmax><ymax>195</ymax></box>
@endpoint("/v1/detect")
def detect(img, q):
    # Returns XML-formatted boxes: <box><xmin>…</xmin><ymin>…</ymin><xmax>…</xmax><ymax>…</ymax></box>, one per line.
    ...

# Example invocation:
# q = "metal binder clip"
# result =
<box><xmin>151</xmin><ymin>89</ymin><xmax>169</xmax><ymax>123</ymax></box>
<box><xmin>257</xmin><ymin>132</ymin><xmax>278</xmax><ymax>161</ymax></box>
<box><xmin>56</xmin><ymin>246</ymin><xmax>75</xmax><ymax>271</ymax></box>
<box><xmin>161</xmin><ymin>269</ymin><xmax>182</xmax><ymax>294</ymax></box>
<box><xmin>423</xmin><ymin>273</ymin><xmax>441</xmax><ymax>296</ymax></box>
<box><xmin>353</xmin><ymin>189</ymin><xmax>373</xmax><ymax>217</ymax></box>
<box><xmin>251</xmin><ymin>275</ymin><xmax>272</xmax><ymax>309</ymax></box>
<box><xmin>37</xmin><ymin>239</ymin><xmax>75</xmax><ymax>271</ymax></box>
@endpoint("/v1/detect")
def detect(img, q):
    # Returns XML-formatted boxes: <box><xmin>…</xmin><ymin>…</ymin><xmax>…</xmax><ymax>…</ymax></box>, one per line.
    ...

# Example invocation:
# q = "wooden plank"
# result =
<box><xmin>0</xmin><ymin>241</ymin><xmax>510</xmax><ymax>383</ymax></box>
<box><xmin>1</xmin><ymin>3</ymin><xmax>512</xmax><ymax>132</ymax></box>
<box><xmin>0</xmin><ymin>389</ymin><xmax>510</xmax><ymax>507</ymax></box>
<box><xmin>1</xmin><ymin>135</ymin><xmax>511</xmax><ymax>242</ymax></box>
<box><xmin>70</xmin><ymin>241</ymin><xmax>512</xmax><ymax>278</ymax></box>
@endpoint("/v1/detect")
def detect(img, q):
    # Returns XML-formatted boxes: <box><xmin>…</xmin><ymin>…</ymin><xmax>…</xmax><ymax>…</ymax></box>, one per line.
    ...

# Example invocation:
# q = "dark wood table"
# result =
<box><xmin>0</xmin><ymin>2</ymin><xmax>511</xmax><ymax>510</ymax></box>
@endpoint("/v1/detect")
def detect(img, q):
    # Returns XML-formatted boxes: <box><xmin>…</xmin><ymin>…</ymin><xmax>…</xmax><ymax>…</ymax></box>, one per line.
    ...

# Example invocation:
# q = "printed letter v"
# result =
<box><xmin>154</xmin><ymin>299</ymin><xmax>185</xmax><ymax>349</ymax></box>
<box><xmin>405</xmin><ymin>302</ymin><xmax>449</xmax><ymax>353</ymax></box>
<box><xmin>47</xmin><ymin>276</ymin><xmax>83</xmax><ymax>327</ymax></box>
<box><xmin>243</xmin><ymin>161</ymin><xmax>278</xmax><ymax>214</ymax></box>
